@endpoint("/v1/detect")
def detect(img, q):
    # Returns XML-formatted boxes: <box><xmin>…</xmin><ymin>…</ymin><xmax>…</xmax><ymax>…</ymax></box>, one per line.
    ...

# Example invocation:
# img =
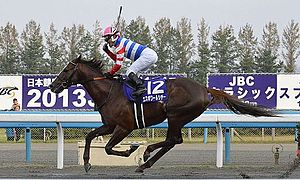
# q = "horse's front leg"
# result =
<box><xmin>104</xmin><ymin>125</ymin><xmax>138</xmax><ymax>157</ymax></box>
<box><xmin>83</xmin><ymin>125</ymin><xmax>115</xmax><ymax>172</ymax></box>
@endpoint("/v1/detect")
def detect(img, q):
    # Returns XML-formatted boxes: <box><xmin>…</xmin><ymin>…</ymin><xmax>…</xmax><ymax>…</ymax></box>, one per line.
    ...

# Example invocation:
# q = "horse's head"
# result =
<box><xmin>49</xmin><ymin>55</ymin><xmax>105</xmax><ymax>93</ymax></box>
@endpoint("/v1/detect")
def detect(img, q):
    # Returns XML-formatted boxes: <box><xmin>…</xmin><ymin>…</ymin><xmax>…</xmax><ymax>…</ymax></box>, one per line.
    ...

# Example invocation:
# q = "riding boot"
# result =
<box><xmin>128</xmin><ymin>72</ymin><xmax>147</xmax><ymax>97</ymax></box>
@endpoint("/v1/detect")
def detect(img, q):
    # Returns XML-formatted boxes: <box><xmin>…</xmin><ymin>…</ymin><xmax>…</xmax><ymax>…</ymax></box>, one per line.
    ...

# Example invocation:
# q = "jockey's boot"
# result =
<box><xmin>128</xmin><ymin>72</ymin><xmax>147</xmax><ymax>97</ymax></box>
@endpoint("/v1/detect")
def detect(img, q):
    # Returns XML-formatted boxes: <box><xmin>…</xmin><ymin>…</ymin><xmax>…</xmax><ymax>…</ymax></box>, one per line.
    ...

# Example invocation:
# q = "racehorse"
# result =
<box><xmin>49</xmin><ymin>55</ymin><xmax>276</xmax><ymax>173</ymax></box>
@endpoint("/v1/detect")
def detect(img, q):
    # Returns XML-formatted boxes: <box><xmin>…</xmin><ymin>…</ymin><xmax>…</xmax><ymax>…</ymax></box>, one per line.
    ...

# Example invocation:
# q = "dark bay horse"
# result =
<box><xmin>49</xmin><ymin>56</ymin><xmax>276</xmax><ymax>173</ymax></box>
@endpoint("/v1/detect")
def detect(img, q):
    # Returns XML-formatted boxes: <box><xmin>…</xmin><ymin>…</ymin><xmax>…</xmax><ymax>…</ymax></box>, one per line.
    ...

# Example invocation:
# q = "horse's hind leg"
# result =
<box><xmin>142</xmin><ymin>120</ymin><xmax>184</xmax><ymax>162</ymax></box>
<box><xmin>136</xmin><ymin>144</ymin><xmax>175</xmax><ymax>173</ymax></box>
<box><xmin>83</xmin><ymin>124</ymin><xmax>115</xmax><ymax>172</ymax></box>
<box><xmin>105</xmin><ymin>125</ymin><xmax>138</xmax><ymax>157</ymax></box>
<box><xmin>142</xmin><ymin>140</ymin><xmax>173</xmax><ymax>162</ymax></box>
<box><xmin>136</xmin><ymin>123</ymin><xmax>183</xmax><ymax>173</ymax></box>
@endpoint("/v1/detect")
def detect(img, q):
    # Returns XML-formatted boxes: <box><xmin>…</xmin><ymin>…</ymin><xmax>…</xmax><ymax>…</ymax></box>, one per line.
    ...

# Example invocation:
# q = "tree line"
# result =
<box><xmin>0</xmin><ymin>17</ymin><xmax>300</xmax><ymax>84</ymax></box>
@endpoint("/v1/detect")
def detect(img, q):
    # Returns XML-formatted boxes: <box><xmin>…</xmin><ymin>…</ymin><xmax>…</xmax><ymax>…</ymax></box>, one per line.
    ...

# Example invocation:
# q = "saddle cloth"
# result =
<box><xmin>123</xmin><ymin>77</ymin><xmax>168</xmax><ymax>103</ymax></box>
<box><xmin>122</xmin><ymin>77</ymin><xmax>168</xmax><ymax>129</ymax></box>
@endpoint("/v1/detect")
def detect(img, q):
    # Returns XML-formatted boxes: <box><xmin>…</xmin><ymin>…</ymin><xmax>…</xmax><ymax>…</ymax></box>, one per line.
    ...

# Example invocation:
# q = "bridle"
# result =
<box><xmin>57</xmin><ymin>60</ymin><xmax>112</xmax><ymax>109</ymax></box>
<box><xmin>59</xmin><ymin>60</ymin><xmax>106</xmax><ymax>88</ymax></box>
<box><xmin>57</xmin><ymin>61</ymin><xmax>78</xmax><ymax>88</ymax></box>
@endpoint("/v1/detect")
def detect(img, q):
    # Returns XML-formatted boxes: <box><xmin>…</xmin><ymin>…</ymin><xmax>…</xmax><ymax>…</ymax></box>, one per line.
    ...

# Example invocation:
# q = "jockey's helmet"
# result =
<box><xmin>102</xmin><ymin>26</ymin><xmax>120</xmax><ymax>42</ymax></box>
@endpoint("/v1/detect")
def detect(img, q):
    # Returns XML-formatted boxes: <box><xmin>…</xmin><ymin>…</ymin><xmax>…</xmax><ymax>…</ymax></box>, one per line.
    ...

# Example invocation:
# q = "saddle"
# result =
<box><xmin>115</xmin><ymin>75</ymin><xmax>168</xmax><ymax>129</ymax></box>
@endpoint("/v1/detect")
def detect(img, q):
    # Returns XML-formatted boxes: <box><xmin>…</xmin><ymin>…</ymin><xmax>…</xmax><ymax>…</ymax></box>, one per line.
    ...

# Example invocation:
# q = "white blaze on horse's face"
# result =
<box><xmin>49</xmin><ymin>61</ymin><xmax>77</xmax><ymax>93</ymax></box>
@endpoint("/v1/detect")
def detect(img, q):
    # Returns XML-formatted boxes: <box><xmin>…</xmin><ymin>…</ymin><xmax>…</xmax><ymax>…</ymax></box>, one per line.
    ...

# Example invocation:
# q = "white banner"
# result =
<box><xmin>277</xmin><ymin>74</ymin><xmax>300</xmax><ymax>110</ymax></box>
<box><xmin>0</xmin><ymin>75</ymin><xmax>22</xmax><ymax>110</ymax></box>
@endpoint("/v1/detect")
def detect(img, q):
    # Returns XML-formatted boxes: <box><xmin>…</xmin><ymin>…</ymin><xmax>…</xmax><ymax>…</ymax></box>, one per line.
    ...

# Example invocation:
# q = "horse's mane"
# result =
<box><xmin>77</xmin><ymin>56</ymin><xmax>105</xmax><ymax>74</ymax></box>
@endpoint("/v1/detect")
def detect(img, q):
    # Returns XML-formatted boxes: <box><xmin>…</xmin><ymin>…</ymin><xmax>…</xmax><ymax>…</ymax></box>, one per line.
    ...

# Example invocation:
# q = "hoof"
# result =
<box><xmin>135</xmin><ymin>166</ymin><xmax>144</xmax><ymax>173</ymax></box>
<box><xmin>130</xmin><ymin>143</ymin><xmax>139</xmax><ymax>151</ymax></box>
<box><xmin>84</xmin><ymin>163</ymin><xmax>91</xmax><ymax>173</ymax></box>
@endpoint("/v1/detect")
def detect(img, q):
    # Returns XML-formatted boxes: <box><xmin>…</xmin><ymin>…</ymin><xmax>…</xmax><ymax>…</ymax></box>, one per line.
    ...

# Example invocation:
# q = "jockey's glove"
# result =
<box><xmin>103</xmin><ymin>72</ymin><xmax>114</xmax><ymax>79</ymax></box>
<box><xmin>103</xmin><ymin>43</ymin><xmax>109</xmax><ymax>52</ymax></box>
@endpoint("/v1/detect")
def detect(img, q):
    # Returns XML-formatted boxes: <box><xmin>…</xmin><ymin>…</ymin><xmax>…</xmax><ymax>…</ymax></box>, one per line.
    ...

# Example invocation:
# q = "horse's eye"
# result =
<box><xmin>62</xmin><ymin>82</ymin><xmax>68</xmax><ymax>88</ymax></box>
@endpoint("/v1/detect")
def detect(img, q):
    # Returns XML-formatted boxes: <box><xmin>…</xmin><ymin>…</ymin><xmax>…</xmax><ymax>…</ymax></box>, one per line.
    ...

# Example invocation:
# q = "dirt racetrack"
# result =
<box><xmin>0</xmin><ymin>143</ymin><xmax>299</xmax><ymax>179</ymax></box>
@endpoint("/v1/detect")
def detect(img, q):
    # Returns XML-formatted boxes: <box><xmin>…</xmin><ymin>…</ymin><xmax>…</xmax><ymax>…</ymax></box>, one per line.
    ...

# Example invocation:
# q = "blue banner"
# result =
<box><xmin>21</xmin><ymin>74</ymin><xmax>185</xmax><ymax>110</ymax></box>
<box><xmin>22</xmin><ymin>75</ymin><xmax>94</xmax><ymax>110</ymax></box>
<box><xmin>208</xmin><ymin>74</ymin><xmax>277</xmax><ymax>109</ymax></box>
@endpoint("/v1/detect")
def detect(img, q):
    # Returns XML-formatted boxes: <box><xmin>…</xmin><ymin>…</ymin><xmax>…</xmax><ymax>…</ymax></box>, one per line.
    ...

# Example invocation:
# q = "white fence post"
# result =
<box><xmin>56</xmin><ymin>122</ymin><xmax>64</xmax><ymax>169</ymax></box>
<box><xmin>216</xmin><ymin>122</ymin><xmax>223</xmax><ymax>168</ymax></box>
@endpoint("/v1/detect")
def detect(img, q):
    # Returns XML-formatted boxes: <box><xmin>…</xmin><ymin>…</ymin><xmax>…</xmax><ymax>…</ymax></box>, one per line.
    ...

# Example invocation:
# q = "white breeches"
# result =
<box><xmin>126</xmin><ymin>47</ymin><xmax>158</xmax><ymax>76</ymax></box>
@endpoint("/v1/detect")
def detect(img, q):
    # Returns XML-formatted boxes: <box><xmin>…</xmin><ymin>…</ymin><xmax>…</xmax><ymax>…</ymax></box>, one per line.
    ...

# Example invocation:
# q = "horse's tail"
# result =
<box><xmin>207</xmin><ymin>88</ymin><xmax>277</xmax><ymax>117</ymax></box>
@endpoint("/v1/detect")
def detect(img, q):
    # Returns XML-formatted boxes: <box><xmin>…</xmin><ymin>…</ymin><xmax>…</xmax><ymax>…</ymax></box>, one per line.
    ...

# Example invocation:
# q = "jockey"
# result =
<box><xmin>102</xmin><ymin>26</ymin><xmax>158</xmax><ymax>97</ymax></box>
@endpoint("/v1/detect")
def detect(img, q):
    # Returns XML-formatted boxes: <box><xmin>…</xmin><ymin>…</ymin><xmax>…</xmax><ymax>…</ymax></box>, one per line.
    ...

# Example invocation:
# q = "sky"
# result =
<box><xmin>1</xmin><ymin>0</ymin><xmax>300</xmax><ymax>68</ymax></box>
<box><xmin>1</xmin><ymin>0</ymin><xmax>299</xmax><ymax>34</ymax></box>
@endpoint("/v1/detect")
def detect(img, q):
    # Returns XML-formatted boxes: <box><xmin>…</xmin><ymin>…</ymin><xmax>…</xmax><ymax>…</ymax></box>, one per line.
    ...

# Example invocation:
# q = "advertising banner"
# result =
<box><xmin>0</xmin><ymin>76</ymin><xmax>22</xmax><ymax>110</ymax></box>
<box><xmin>9</xmin><ymin>73</ymin><xmax>300</xmax><ymax>110</ymax></box>
<box><xmin>22</xmin><ymin>75</ymin><xmax>94</xmax><ymax>110</ymax></box>
<box><xmin>208</xmin><ymin>74</ymin><xmax>277</xmax><ymax>109</ymax></box>
<box><xmin>0</xmin><ymin>73</ymin><xmax>300</xmax><ymax>110</ymax></box>
<box><xmin>276</xmin><ymin>74</ymin><xmax>300</xmax><ymax>109</ymax></box>
<box><xmin>20</xmin><ymin>74</ymin><xmax>185</xmax><ymax>111</ymax></box>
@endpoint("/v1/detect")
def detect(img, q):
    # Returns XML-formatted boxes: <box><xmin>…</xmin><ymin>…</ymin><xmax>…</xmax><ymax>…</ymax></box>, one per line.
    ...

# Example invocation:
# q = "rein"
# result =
<box><xmin>59</xmin><ymin>60</ymin><xmax>116</xmax><ymax>110</ymax></box>
<box><xmin>67</xmin><ymin>77</ymin><xmax>106</xmax><ymax>86</ymax></box>
<box><xmin>96</xmin><ymin>80</ymin><xmax>114</xmax><ymax>110</ymax></box>
<box><xmin>69</xmin><ymin>76</ymin><xmax>112</xmax><ymax>110</ymax></box>
<box><xmin>77</xmin><ymin>76</ymin><xmax>114</xmax><ymax>110</ymax></box>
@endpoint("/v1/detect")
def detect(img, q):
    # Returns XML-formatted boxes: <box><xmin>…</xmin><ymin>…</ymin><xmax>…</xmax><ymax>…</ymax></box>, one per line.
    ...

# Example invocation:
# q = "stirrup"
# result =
<box><xmin>132</xmin><ymin>88</ymin><xmax>147</xmax><ymax>97</ymax></box>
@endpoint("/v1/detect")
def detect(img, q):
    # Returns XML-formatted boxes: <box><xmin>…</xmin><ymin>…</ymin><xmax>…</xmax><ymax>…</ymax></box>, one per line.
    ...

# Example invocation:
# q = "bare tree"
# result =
<box><xmin>61</xmin><ymin>24</ymin><xmax>85</xmax><ymax>62</ymax></box>
<box><xmin>173</xmin><ymin>17</ymin><xmax>195</xmax><ymax>75</ymax></box>
<box><xmin>152</xmin><ymin>17</ymin><xmax>176</xmax><ymax>73</ymax></box>
<box><xmin>19</xmin><ymin>20</ymin><xmax>45</xmax><ymax>74</ymax></box>
<box><xmin>211</xmin><ymin>25</ymin><xmax>239</xmax><ymax>73</ymax></box>
<box><xmin>44</xmin><ymin>23</ymin><xmax>64</xmax><ymax>73</ymax></box>
<box><xmin>237</xmin><ymin>24</ymin><xmax>258</xmax><ymax>73</ymax></box>
<box><xmin>256</xmin><ymin>22</ymin><xmax>283</xmax><ymax>73</ymax></box>
<box><xmin>0</xmin><ymin>23</ymin><xmax>20</xmax><ymax>74</ymax></box>
<box><xmin>282</xmin><ymin>20</ymin><xmax>300</xmax><ymax>73</ymax></box>
<box><xmin>189</xmin><ymin>18</ymin><xmax>211</xmax><ymax>84</ymax></box>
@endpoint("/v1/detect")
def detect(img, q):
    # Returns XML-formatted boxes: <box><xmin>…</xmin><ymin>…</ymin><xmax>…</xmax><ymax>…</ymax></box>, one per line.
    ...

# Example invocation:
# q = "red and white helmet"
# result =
<box><xmin>102</xmin><ymin>26</ymin><xmax>120</xmax><ymax>42</ymax></box>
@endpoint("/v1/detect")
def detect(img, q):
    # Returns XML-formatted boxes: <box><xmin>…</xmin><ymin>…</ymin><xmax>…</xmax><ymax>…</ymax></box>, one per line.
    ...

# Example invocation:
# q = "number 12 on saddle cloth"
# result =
<box><xmin>123</xmin><ymin>77</ymin><xmax>168</xmax><ymax>103</ymax></box>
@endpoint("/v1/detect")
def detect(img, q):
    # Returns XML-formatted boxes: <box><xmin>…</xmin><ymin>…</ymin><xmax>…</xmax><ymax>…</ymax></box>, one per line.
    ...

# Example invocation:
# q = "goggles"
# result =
<box><xmin>103</xmin><ymin>35</ymin><xmax>111</xmax><ymax>42</ymax></box>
